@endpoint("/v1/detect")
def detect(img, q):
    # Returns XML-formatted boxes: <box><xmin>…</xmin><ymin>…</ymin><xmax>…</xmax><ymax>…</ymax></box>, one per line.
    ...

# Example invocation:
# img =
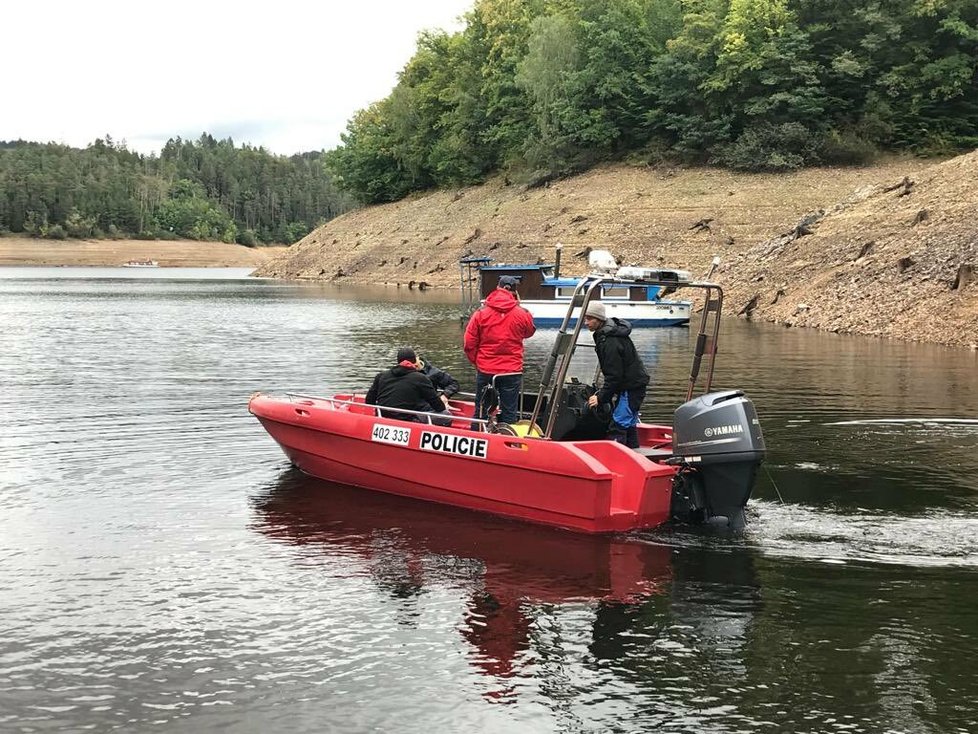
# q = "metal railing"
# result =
<box><xmin>525</xmin><ymin>272</ymin><xmax>725</xmax><ymax>437</ymax></box>
<box><xmin>285</xmin><ymin>392</ymin><xmax>492</xmax><ymax>429</ymax></box>
<box><xmin>285</xmin><ymin>272</ymin><xmax>723</xmax><ymax>439</ymax></box>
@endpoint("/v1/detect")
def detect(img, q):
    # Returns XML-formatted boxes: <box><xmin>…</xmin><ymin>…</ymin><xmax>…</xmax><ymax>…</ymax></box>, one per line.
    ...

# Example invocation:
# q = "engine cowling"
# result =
<box><xmin>670</xmin><ymin>390</ymin><xmax>765</xmax><ymax>528</ymax></box>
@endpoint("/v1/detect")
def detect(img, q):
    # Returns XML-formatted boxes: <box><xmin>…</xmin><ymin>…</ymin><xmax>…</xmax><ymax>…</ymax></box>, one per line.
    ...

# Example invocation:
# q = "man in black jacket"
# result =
<box><xmin>416</xmin><ymin>354</ymin><xmax>460</xmax><ymax>410</ymax></box>
<box><xmin>365</xmin><ymin>347</ymin><xmax>448</xmax><ymax>422</ymax></box>
<box><xmin>583</xmin><ymin>301</ymin><xmax>650</xmax><ymax>448</ymax></box>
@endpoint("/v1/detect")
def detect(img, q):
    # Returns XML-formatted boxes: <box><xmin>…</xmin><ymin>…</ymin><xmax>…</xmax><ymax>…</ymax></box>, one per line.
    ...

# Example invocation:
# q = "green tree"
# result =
<box><xmin>326</xmin><ymin>104</ymin><xmax>418</xmax><ymax>204</ymax></box>
<box><xmin>515</xmin><ymin>13</ymin><xmax>581</xmax><ymax>174</ymax></box>
<box><xmin>644</xmin><ymin>0</ymin><xmax>732</xmax><ymax>157</ymax></box>
<box><xmin>468</xmin><ymin>0</ymin><xmax>541</xmax><ymax>165</ymax></box>
<box><xmin>0</xmin><ymin>136</ymin><xmax>348</xmax><ymax>242</ymax></box>
<box><xmin>708</xmin><ymin>0</ymin><xmax>827</xmax><ymax>167</ymax></box>
<box><xmin>567</xmin><ymin>0</ymin><xmax>681</xmax><ymax>153</ymax></box>
<box><xmin>155</xmin><ymin>179</ymin><xmax>237</xmax><ymax>242</ymax></box>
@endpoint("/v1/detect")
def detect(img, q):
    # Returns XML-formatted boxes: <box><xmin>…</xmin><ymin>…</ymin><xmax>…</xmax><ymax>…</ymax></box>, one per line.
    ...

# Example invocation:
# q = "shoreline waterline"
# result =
<box><xmin>0</xmin><ymin>236</ymin><xmax>286</xmax><ymax>267</ymax></box>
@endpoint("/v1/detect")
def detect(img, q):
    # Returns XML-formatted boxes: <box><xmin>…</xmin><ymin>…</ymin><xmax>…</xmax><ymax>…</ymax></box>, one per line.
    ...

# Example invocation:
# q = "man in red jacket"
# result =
<box><xmin>464</xmin><ymin>275</ymin><xmax>536</xmax><ymax>426</ymax></box>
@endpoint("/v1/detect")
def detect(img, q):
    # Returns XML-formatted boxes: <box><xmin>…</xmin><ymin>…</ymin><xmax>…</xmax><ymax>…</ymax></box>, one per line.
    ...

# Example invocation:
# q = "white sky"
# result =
<box><xmin>1</xmin><ymin>0</ymin><xmax>473</xmax><ymax>156</ymax></box>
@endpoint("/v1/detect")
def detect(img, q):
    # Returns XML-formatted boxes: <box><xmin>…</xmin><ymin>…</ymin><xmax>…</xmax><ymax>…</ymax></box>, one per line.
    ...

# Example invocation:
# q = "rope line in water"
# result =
<box><xmin>763</xmin><ymin>464</ymin><xmax>785</xmax><ymax>504</ymax></box>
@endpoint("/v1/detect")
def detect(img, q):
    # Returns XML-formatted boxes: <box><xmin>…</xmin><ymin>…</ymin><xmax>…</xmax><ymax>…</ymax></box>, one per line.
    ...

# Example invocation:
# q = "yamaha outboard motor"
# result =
<box><xmin>670</xmin><ymin>390</ymin><xmax>765</xmax><ymax>529</ymax></box>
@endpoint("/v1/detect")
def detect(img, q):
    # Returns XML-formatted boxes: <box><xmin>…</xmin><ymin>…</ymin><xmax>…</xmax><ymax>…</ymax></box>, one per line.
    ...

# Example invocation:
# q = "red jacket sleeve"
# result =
<box><xmin>463</xmin><ymin>311</ymin><xmax>481</xmax><ymax>365</ymax></box>
<box><xmin>517</xmin><ymin>307</ymin><xmax>536</xmax><ymax>339</ymax></box>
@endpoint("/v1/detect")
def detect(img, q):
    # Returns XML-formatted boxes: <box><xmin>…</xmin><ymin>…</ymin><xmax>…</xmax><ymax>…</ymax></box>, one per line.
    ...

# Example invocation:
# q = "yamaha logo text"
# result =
<box><xmin>704</xmin><ymin>424</ymin><xmax>744</xmax><ymax>438</ymax></box>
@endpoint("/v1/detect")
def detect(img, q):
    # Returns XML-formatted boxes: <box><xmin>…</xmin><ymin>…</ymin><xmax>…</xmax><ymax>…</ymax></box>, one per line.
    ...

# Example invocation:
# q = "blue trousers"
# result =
<box><xmin>475</xmin><ymin>371</ymin><xmax>522</xmax><ymax>425</ymax></box>
<box><xmin>610</xmin><ymin>386</ymin><xmax>646</xmax><ymax>448</ymax></box>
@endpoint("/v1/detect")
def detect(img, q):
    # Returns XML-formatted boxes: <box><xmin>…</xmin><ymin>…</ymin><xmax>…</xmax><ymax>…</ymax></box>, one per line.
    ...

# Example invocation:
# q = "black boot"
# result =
<box><xmin>608</xmin><ymin>428</ymin><xmax>628</xmax><ymax>445</ymax></box>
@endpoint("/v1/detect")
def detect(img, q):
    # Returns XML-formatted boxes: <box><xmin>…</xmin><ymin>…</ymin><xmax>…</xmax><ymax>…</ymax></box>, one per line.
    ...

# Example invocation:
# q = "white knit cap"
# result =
<box><xmin>584</xmin><ymin>301</ymin><xmax>606</xmax><ymax>320</ymax></box>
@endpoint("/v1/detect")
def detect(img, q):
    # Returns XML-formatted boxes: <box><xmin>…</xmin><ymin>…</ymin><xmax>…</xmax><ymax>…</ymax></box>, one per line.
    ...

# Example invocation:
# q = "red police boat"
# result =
<box><xmin>249</xmin><ymin>268</ymin><xmax>765</xmax><ymax>534</ymax></box>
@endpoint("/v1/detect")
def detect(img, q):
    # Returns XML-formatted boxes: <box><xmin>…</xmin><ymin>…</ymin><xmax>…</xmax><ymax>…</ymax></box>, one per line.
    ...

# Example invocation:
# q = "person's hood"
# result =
<box><xmin>484</xmin><ymin>288</ymin><xmax>519</xmax><ymax>312</ymax></box>
<box><xmin>391</xmin><ymin>364</ymin><xmax>417</xmax><ymax>376</ymax></box>
<box><xmin>597</xmin><ymin>317</ymin><xmax>632</xmax><ymax>338</ymax></box>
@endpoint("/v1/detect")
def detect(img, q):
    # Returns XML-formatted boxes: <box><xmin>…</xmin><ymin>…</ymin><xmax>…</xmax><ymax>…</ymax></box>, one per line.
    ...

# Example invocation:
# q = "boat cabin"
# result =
<box><xmin>478</xmin><ymin>263</ymin><xmax>666</xmax><ymax>304</ymax></box>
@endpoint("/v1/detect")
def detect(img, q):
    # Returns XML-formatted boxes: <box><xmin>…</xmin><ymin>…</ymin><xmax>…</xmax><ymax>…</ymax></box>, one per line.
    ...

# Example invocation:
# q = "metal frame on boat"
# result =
<box><xmin>250</xmin><ymin>264</ymin><xmax>765</xmax><ymax>534</ymax></box>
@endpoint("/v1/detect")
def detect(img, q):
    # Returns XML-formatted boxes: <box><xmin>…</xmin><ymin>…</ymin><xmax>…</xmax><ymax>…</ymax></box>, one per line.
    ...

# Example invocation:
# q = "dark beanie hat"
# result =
<box><xmin>396</xmin><ymin>347</ymin><xmax>417</xmax><ymax>363</ymax></box>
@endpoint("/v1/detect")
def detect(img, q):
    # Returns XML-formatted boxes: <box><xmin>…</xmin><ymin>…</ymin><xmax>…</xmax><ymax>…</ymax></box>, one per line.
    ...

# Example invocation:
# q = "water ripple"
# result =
<box><xmin>2</xmin><ymin>271</ymin><xmax>978</xmax><ymax>733</ymax></box>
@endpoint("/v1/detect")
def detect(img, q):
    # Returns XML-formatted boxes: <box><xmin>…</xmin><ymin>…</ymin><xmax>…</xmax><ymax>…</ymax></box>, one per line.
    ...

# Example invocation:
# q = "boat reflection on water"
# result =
<box><xmin>252</xmin><ymin>471</ymin><xmax>669</xmax><ymax>683</ymax></box>
<box><xmin>251</xmin><ymin>470</ymin><xmax>760</xmax><ymax>703</ymax></box>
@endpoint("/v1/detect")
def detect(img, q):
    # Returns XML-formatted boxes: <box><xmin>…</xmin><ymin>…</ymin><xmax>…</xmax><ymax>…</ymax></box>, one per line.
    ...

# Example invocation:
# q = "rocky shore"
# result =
<box><xmin>717</xmin><ymin>151</ymin><xmax>978</xmax><ymax>349</ymax></box>
<box><xmin>254</xmin><ymin>152</ymin><xmax>977</xmax><ymax>349</ymax></box>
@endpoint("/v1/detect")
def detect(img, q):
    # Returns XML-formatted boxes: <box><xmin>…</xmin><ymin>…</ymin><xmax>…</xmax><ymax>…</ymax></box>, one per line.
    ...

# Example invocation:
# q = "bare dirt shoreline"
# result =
<box><xmin>256</xmin><ymin>154</ymin><xmax>977</xmax><ymax>349</ymax></box>
<box><xmin>0</xmin><ymin>237</ymin><xmax>287</xmax><ymax>267</ymax></box>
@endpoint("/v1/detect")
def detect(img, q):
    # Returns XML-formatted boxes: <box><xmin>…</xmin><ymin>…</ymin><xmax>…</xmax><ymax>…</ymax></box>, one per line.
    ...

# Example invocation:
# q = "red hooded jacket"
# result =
<box><xmin>463</xmin><ymin>288</ymin><xmax>536</xmax><ymax>374</ymax></box>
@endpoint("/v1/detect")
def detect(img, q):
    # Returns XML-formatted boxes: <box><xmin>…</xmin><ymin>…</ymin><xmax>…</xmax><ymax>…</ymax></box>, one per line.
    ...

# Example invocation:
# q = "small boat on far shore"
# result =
<box><xmin>122</xmin><ymin>259</ymin><xmax>159</xmax><ymax>268</ymax></box>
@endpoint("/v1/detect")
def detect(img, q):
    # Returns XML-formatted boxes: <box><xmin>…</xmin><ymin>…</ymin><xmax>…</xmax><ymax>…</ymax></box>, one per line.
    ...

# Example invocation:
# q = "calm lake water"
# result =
<box><xmin>2</xmin><ymin>267</ymin><xmax>977</xmax><ymax>733</ymax></box>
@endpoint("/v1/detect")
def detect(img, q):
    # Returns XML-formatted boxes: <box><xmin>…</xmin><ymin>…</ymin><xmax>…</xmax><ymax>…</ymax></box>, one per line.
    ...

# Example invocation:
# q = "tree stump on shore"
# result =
<box><xmin>952</xmin><ymin>264</ymin><xmax>974</xmax><ymax>291</ymax></box>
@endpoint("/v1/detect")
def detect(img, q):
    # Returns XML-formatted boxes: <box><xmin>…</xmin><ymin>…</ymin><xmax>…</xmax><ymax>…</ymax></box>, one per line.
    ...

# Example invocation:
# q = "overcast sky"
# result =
<box><xmin>1</xmin><ymin>0</ymin><xmax>473</xmax><ymax>156</ymax></box>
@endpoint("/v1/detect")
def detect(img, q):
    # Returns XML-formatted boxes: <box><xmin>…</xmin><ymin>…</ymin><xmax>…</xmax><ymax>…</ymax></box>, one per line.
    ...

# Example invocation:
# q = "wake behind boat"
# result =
<box><xmin>250</xmin><ymin>266</ymin><xmax>766</xmax><ymax>534</ymax></box>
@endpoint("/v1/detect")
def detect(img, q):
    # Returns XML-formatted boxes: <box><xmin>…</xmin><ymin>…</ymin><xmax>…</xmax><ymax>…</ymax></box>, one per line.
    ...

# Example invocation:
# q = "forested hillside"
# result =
<box><xmin>326</xmin><ymin>0</ymin><xmax>978</xmax><ymax>203</ymax></box>
<box><xmin>0</xmin><ymin>135</ymin><xmax>352</xmax><ymax>244</ymax></box>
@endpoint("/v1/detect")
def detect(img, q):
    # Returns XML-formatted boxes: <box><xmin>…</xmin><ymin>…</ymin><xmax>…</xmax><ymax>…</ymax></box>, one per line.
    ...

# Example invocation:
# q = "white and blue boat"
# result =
<box><xmin>462</xmin><ymin>248</ymin><xmax>691</xmax><ymax>328</ymax></box>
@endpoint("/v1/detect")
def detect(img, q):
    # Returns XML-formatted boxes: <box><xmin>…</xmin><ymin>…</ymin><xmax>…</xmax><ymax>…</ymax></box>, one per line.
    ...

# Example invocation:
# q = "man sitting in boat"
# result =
<box><xmin>416</xmin><ymin>354</ymin><xmax>460</xmax><ymax>410</ymax></box>
<box><xmin>583</xmin><ymin>301</ymin><xmax>650</xmax><ymax>449</ymax></box>
<box><xmin>365</xmin><ymin>347</ymin><xmax>451</xmax><ymax>423</ymax></box>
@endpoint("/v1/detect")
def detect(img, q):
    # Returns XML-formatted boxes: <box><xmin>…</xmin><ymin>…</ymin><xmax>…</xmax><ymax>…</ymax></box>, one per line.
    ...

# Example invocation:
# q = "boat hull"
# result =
<box><xmin>521</xmin><ymin>299</ymin><xmax>690</xmax><ymax>327</ymax></box>
<box><xmin>249</xmin><ymin>393</ymin><xmax>675</xmax><ymax>534</ymax></box>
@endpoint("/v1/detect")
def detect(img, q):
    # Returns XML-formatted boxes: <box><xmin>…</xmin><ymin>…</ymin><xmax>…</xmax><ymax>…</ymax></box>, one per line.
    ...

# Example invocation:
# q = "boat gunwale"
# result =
<box><xmin>249</xmin><ymin>392</ymin><xmax>675</xmax><ymax>480</ymax></box>
<box><xmin>278</xmin><ymin>390</ymin><xmax>496</xmax><ymax>429</ymax></box>
<box><xmin>252</xmin><ymin>407</ymin><xmax>630</xmax><ymax>484</ymax></box>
